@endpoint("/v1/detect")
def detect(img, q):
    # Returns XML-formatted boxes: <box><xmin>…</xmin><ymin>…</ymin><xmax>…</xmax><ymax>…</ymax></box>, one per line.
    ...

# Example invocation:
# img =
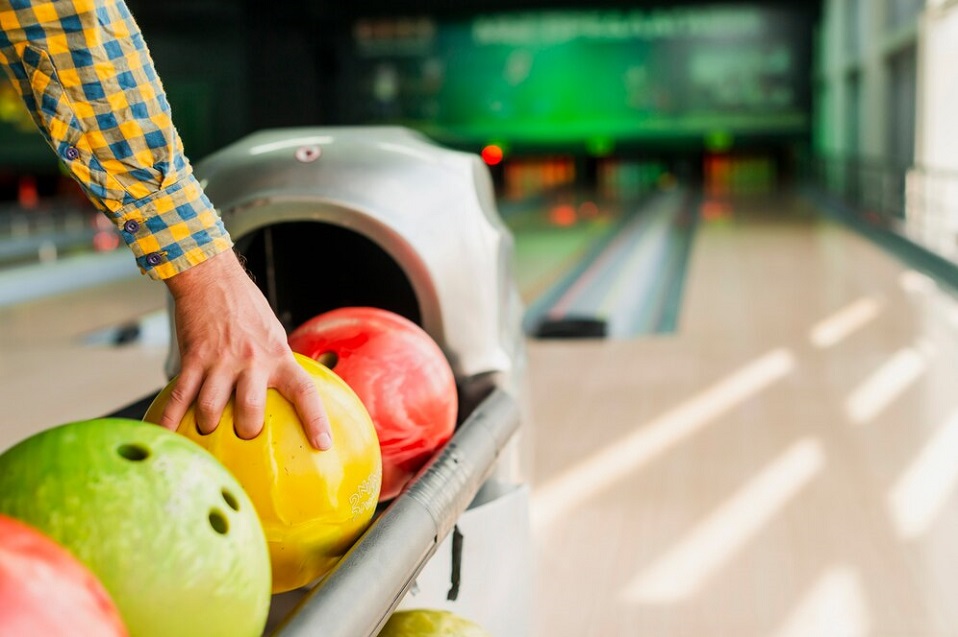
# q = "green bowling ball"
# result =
<box><xmin>379</xmin><ymin>609</ymin><xmax>491</xmax><ymax>636</ymax></box>
<box><xmin>0</xmin><ymin>418</ymin><xmax>271</xmax><ymax>637</ymax></box>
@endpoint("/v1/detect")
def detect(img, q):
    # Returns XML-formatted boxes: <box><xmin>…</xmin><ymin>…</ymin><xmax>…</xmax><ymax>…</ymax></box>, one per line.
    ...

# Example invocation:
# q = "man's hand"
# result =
<box><xmin>154</xmin><ymin>250</ymin><xmax>332</xmax><ymax>450</ymax></box>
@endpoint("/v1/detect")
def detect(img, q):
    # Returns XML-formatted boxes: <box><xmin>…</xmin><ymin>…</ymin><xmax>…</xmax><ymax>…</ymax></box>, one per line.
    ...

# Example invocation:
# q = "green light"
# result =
<box><xmin>705</xmin><ymin>130</ymin><xmax>734</xmax><ymax>151</ymax></box>
<box><xmin>586</xmin><ymin>137</ymin><xmax>615</xmax><ymax>156</ymax></box>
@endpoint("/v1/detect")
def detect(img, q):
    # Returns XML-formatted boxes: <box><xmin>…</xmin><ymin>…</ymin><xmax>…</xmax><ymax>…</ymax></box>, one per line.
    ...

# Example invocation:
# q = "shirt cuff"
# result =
<box><xmin>111</xmin><ymin>174</ymin><xmax>234</xmax><ymax>280</ymax></box>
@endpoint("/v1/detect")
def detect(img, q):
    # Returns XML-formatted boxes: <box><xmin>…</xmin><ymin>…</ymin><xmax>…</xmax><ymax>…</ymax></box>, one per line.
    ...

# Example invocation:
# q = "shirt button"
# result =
<box><xmin>145</xmin><ymin>252</ymin><xmax>163</xmax><ymax>266</ymax></box>
<box><xmin>65</xmin><ymin>146</ymin><xmax>80</xmax><ymax>160</ymax></box>
<box><xmin>123</xmin><ymin>219</ymin><xmax>140</xmax><ymax>234</ymax></box>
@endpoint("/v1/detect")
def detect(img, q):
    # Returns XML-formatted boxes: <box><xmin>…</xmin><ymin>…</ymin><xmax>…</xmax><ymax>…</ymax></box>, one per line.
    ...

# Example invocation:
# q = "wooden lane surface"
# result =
<box><xmin>529</xmin><ymin>195</ymin><xmax>958</xmax><ymax>636</ymax></box>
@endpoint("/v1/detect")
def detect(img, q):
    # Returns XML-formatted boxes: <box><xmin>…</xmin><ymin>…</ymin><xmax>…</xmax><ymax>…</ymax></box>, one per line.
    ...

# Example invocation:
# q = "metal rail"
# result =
<box><xmin>271</xmin><ymin>387</ymin><xmax>520</xmax><ymax>637</ymax></box>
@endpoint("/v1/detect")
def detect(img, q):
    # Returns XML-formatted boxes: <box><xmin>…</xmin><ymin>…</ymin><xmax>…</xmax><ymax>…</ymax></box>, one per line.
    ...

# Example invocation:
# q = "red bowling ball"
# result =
<box><xmin>0</xmin><ymin>514</ymin><xmax>127</xmax><ymax>636</ymax></box>
<box><xmin>289</xmin><ymin>307</ymin><xmax>457</xmax><ymax>500</ymax></box>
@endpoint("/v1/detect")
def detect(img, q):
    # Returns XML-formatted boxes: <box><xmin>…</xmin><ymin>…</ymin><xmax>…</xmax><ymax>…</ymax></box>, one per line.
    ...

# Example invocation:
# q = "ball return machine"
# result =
<box><xmin>112</xmin><ymin>127</ymin><xmax>533</xmax><ymax>636</ymax></box>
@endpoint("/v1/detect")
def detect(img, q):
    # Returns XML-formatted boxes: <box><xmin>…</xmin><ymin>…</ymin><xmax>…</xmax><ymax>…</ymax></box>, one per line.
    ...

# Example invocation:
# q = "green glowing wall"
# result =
<box><xmin>341</xmin><ymin>6</ymin><xmax>811</xmax><ymax>150</ymax></box>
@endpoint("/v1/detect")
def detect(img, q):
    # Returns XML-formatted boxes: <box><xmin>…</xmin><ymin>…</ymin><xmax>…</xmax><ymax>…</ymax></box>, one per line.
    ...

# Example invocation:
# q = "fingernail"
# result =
<box><xmin>315</xmin><ymin>432</ymin><xmax>332</xmax><ymax>450</ymax></box>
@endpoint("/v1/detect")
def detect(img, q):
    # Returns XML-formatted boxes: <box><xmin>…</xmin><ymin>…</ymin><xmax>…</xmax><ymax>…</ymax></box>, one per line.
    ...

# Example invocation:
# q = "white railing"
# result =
<box><xmin>808</xmin><ymin>156</ymin><xmax>958</xmax><ymax>264</ymax></box>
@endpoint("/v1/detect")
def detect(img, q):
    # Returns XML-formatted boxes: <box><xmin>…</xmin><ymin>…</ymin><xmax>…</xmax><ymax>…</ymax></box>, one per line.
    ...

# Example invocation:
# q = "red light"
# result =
<box><xmin>481</xmin><ymin>144</ymin><xmax>504</xmax><ymax>166</ymax></box>
<box><xmin>549</xmin><ymin>204</ymin><xmax>577</xmax><ymax>227</ymax></box>
<box><xmin>18</xmin><ymin>175</ymin><xmax>38</xmax><ymax>209</ymax></box>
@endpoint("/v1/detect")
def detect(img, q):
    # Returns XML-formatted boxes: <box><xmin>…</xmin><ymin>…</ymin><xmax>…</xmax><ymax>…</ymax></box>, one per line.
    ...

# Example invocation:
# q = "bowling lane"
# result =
<box><xmin>504</xmin><ymin>192</ymin><xmax>628</xmax><ymax>307</ymax></box>
<box><xmin>527</xmin><ymin>193</ymin><xmax>958</xmax><ymax>636</ymax></box>
<box><xmin>513</xmin><ymin>187</ymin><xmax>698</xmax><ymax>338</ymax></box>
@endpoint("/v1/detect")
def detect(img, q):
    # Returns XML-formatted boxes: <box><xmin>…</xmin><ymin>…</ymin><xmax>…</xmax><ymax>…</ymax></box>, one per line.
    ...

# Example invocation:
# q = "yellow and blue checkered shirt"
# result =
<box><xmin>0</xmin><ymin>0</ymin><xmax>232</xmax><ymax>279</ymax></box>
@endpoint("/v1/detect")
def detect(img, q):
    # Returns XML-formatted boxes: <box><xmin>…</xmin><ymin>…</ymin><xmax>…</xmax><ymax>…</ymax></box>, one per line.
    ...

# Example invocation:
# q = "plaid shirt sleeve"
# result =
<box><xmin>0</xmin><ymin>0</ymin><xmax>232</xmax><ymax>280</ymax></box>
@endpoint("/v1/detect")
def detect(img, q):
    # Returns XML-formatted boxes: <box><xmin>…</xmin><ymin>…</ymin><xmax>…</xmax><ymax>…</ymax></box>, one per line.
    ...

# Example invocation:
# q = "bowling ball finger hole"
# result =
<box><xmin>317</xmin><ymin>351</ymin><xmax>338</xmax><ymax>369</ymax></box>
<box><xmin>208</xmin><ymin>509</ymin><xmax>229</xmax><ymax>535</ymax></box>
<box><xmin>117</xmin><ymin>443</ymin><xmax>150</xmax><ymax>461</ymax></box>
<box><xmin>221</xmin><ymin>489</ymin><xmax>240</xmax><ymax>512</ymax></box>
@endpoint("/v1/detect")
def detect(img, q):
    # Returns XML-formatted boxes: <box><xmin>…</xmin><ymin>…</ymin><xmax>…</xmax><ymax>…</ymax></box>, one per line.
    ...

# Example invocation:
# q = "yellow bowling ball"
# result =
<box><xmin>144</xmin><ymin>354</ymin><xmax>382</xmax><ymax>593</ymax></box>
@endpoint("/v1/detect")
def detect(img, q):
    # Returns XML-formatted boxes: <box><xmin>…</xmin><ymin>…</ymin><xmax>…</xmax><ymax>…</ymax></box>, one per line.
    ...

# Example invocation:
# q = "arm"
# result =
<box><xmin>0</xmin><ymin>0</ymin><xmax>331</xmax><ymax>448</ymax></box>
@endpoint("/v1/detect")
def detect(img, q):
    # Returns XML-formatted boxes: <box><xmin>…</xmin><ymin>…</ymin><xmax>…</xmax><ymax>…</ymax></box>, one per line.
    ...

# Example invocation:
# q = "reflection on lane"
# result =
<box><xmin>622</xmin><ymin>438</ymin><xmax>825</xmax><ymax>604</ymax></box>
<box><xmin>773</xmin><ymin>565</ymin><xmax>870</xmax><ymax>637</ymax></box>
<box><xmin>843</xmin><ymin>346</ymin><xmax>930</xmax><ymax>426</ymax></box>
<box><xmin>887</xmin><ymin>407</ymin><xmax>958</xmax><ymax>540</ymax></box>
<box><xmin>532</xmin><ymin>348</ymin><xmax>796</xmax><ymax>534</ymax></box>
<box><xmin>809</xmin><ymin>297</ymin><xmax>885</xmax><ymax>349</ymax></box>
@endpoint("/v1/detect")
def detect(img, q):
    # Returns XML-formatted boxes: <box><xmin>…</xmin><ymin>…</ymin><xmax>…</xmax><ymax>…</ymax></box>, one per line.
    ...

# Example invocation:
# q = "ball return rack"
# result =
<box><xmin>112</xmin><ymin>127</ymin><xmax>533</xmax><ymax>635</ymax></box>
<box><xmin>110</xmin><ymin>384</ymin><xmax>519</xmax><ymax>636</ymax></box>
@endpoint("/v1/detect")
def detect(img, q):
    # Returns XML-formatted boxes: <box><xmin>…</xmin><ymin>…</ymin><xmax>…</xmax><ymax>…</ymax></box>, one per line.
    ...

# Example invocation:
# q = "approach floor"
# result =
<box><xmin>524</xmin><ymin>191</ymin><xmax>958</xmax><ymax>636</ymax></box>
